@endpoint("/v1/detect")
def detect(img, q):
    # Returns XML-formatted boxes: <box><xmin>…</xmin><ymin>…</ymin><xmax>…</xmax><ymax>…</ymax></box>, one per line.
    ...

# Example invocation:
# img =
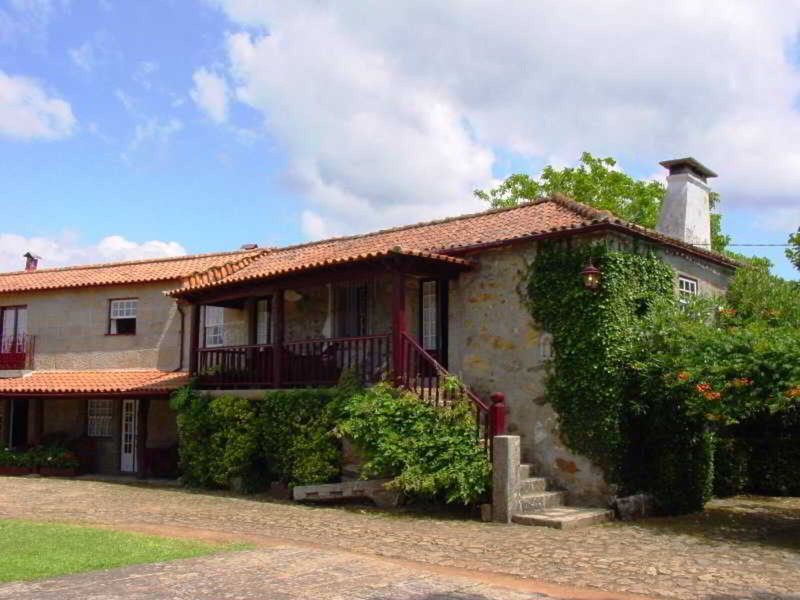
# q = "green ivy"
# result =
<box><xmin>527</xmin><ymin>243</ymin><xmax>675</xmax><ymax>482</ymax></box>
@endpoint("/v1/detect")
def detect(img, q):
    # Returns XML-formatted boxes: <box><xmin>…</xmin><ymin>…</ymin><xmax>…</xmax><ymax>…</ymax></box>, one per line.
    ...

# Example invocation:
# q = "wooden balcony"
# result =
<box><xmin>197</xmin><ymin>334</ymin><xmax>392</xmax><ymax>389</ymax></box>
<box><xmin>0</xmin><ymin>335</ymin><xmax>34</xmax><ymax>370</ymax></box>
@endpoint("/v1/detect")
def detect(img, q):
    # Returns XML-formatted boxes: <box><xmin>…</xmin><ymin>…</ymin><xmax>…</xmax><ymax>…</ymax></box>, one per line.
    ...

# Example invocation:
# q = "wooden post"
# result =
<box><xmin>31</xmin><ymin>398</ymin><xmax>44</xmax><ymax>446</ymax></box>
<box><xmin>272</xmin><ymin>290</ymin><xmax>285</xmax><ymax>388</ymax></box>
<box><xmin>391</xmin><ymin>270</ymin><xmax>407</xmax><ymax>382</ymax></box>
<box><xmin>490</xmin><ymin>392</ymin><xmax>507</xmax><ymax>437</ymax></box>
<box><xmin>188</xmin><ymin>304</ymin><xmax>201</xmax><ymax>374</ymax></box>
<box><xmin>136</xmin><ymin>398</ymin><xmax>150</xmax><ymax>480</ymax></box>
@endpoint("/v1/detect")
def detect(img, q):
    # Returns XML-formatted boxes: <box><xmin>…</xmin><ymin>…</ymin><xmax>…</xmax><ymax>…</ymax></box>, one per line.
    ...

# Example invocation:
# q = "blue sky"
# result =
<box><xmin>1</xmin><ymin>1</ymin><xmax>799</xmax><ymax>278</ymax></box>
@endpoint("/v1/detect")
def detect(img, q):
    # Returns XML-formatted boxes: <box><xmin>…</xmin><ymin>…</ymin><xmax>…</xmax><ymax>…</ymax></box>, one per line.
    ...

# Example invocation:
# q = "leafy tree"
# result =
<box><xmin>787</xmin><ymin>228</ymin><xmax>800</xmax><ymax>272</ymax></box>
<box><xmin>475</xmin><ymin>152</ymin><xmax>731</xmax><ymax>252</ymax></box>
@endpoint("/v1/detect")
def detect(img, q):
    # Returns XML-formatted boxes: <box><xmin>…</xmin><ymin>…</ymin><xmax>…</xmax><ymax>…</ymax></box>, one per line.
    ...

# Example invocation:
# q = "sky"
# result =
<box><xmin>1</xmin><ymin>1</ymin><xmax>799</xmax><ymax>278</ymax></box>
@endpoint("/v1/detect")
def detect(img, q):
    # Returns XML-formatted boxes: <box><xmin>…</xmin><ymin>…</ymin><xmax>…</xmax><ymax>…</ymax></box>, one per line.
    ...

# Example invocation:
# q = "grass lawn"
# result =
<box><xmin>0</xmin><ymin>519</ymin><xmax>244</xmax><ymax>583</ymax></box>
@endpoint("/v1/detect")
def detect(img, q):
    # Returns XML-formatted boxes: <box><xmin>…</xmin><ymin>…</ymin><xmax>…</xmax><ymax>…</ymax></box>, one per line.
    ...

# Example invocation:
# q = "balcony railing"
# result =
<box><xmin>197</xmin><ymin>334</ymin><xmax>392</xmax><ymax>389</ymax></box>
<box><xmin>0</xmin><ymin>334</ymin><xmax>35</xmax><ymax>370</ymax></box>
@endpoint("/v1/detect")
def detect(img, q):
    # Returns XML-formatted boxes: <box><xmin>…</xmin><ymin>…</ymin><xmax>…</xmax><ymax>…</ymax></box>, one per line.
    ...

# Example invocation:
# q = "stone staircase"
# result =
<box><xmin>492</xmin><ymin>437</ymin><xmax>612</xmax><ymax>530</ymax></box>
<box><xmin>510</xmin><ymin>462</ymin><xmax>612</xmax><ymax>530</ymax></box>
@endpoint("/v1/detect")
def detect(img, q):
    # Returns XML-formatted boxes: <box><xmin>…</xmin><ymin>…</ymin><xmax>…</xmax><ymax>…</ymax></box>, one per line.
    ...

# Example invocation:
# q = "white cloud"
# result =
<box><xmin>190</xmin><ymin>67</ymin><xmax>230</xmax><ymax>123</ymax></box>
<box><xmin>210</xmin><ymin>1</ymin><xmax>800</xmax><ymax>238</ymax></box>
<box><xmin>0</xmin><ymin>70</ymin><xmax>75</xmax><ymax>140</ymax></box>
<box><xmin>69</xmin><ymin>40</ymin><xmax>96</xmax><ymax>72</ymax></box>
<box><xmin>0</xmin><ymin>0</ymin><xmax>68</xmax><ymax>48</ymax></box>
<box><xmin>122</xmin><ymin>117</ymin><xmax>183</xmax><ymax>163</ymax></box>
<box><xmin>133</xmin><ymin>60</ymin><xmax>159</xmax><ymax>89</ymax></box>
<box><xmin>0</xmin><ymin>232</ymin><xmax>186</xmax><ymax>273</ymax></box>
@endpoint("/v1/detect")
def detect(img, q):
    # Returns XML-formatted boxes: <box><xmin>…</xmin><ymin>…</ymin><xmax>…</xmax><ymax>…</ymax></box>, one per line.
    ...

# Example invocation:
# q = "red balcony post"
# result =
<box><xmin>272</xmin><ymin>290</ymin><xmax>285</xmax><ymax>388</ymax></box>
<box><xmin>391</xmin><ymin>270</ymin><xmax>407</xmax><ymax>382</ymax></box>
<box><xmin>489</xmin><ymin>392</ymin><xmax>507</xmax><ymax>437</ymax></box>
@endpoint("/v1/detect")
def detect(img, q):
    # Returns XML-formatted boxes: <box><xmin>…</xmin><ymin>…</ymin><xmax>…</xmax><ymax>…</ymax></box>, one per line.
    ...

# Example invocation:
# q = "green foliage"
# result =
<box><xmin>475</xmin><ymin>152</ymin><xmax>730</xmax><ymax>252</ymax></box>
<box><xmin>173</xmin><ymin>379</ymin><xmax>490</xmax><ymax>505</ymax></box>
<box><xmin>786</xmin><ymin>228</ymin><xmax>800</xmax><ymax>271</ymax></box>
<box><xmin>0</xmin><ymin>448</ymin><xmax>29</xmax><ymax>467</ymax></box>
<box><xmin>527</xmin><ymin>244</ymin><xmax>674</xmax><ymax>479</ymax></box>
<box><xmin>338</xmin><ymin>383</ymin><xmax>490</xmax><ymax>505</ymax></box>
<box><xmin>725</xmin><ymin>264</ymin><xmax>800</xmax><ymax>328</ymax></box>
<box><xmin>173</xmin><ymin>387</ymin><xmax>343</xmax><ymax>492</ymax></box>
<box><xmin>713</xmin><ymin>437</ymin><xmax>750</xmax><ymax>498</ymax></box>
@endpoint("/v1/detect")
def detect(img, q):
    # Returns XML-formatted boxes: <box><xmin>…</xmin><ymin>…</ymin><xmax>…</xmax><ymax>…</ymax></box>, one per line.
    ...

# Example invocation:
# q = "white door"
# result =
<box><xmin>120</xmin><ymin>399</ymin><xmax>139</xmax><ymax>473</ymax></box>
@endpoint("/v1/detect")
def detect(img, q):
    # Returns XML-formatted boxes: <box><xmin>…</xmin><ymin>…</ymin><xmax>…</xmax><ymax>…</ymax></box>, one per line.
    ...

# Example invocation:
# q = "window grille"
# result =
<box><xmin>335</xmin><ymin>283</ymin><xmax>372</xmax><ymax>337</ymax></box>
<box><xmin>421</xmin><ymin>281</ymin><xmax>438</xmax><ymax>350</ymax></box>
<box><xmin>678</xmin><ymin>276</ymin><xmax>698</xmax><ymax>303</ymax></box>
<box><xmin>87</xmin><ymin>398</ymin><xmax>113</xmax><ymax>437</ymax></box>
<box><xmin>203</xmin><ymin>306</ymin><xmax>225</xmax><ymax>347</ymax></box>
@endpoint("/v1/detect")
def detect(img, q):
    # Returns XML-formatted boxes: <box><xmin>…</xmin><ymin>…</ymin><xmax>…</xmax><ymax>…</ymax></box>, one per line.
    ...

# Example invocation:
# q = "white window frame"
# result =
<box><xmin>678</xmin><ymin>276</ymin><xmax>698</xmax><ymax>304</ymax></box>
<box><xmin>421</xmin><ymin>281</ymin><xmax>438</xmax><ymax>350</ymax></box>
<box><xmin>203</xmin><ymin>305</ymin><xmax>225</xmax><ymax>348</ymax></box>
<box><xmin>87</xmin><ymin>398</ymin><xmax>113</xmax><ymax>438</ymax></box>
<box><xmin>109</xmin><ymin>299</ymin><xmax>137</xmax><ymax>335</ymax></box>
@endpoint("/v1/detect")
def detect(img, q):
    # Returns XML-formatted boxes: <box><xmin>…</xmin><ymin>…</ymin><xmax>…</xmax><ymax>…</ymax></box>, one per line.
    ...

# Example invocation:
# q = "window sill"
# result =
<box><xmin>105</xmin><ymin>333</ymin><xmax>136</xmax><ymax>337</ymax></box>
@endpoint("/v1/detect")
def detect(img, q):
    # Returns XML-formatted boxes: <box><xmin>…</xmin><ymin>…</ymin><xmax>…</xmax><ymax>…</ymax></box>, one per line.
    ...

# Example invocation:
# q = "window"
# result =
<box><xmin>203</xmin><ymin>305</ymin><xmax>225</xmax><ymax>347</ymax></box>
<box><xmin>678</xmin><ymin>276</ymin><xmax>698</xmax><ymax>304</ymax></box>
<box><xmin>0</xmin><ymin>306</ymin><xmax>27</xmax><ymax>352</ymax></box>
<box><xmin>87</xmin><ymin>398</ymin><xmax>113</xmax><ymax>437</ymax></box>
<box><xmin>109</xmin><ymin>299</ymin><xmax>137</xmax><ymax>335</ymax></box>
<box><xmin>255</xmin><ymin>298</ymin><xmax>272</xmax><ymax>345</ymax></box>
<box><xmin>335</xmin><ymin>282</ymin><xmax>371</xmax><ymax>337</ymax></box>
<box><xmin>421</xmin><ymin>281</ymin><xmax>438</xmax><ymax>350</ymax></box>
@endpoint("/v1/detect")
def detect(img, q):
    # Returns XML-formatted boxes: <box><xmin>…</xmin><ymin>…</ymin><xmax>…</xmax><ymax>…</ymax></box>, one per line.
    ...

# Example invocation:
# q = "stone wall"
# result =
<box><xmin>446</xmin><ymin>236</ymin><xmax>734</xmax><ymax>506</ymax></box>
<box><xmin>0</xmin><ymin>281</ymin><xmax>191</xmax><ymax>371</ymax></box>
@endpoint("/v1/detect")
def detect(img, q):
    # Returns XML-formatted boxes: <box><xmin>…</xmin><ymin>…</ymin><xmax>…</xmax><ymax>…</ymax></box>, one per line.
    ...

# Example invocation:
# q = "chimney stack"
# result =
<box><xmin>656</xmin><ymin>157</ymin><xmax>717</xmax><ymax>247</ymax></box>
<box><xmin>23</xmin><ymin>252</ymin><xmax>40</xmax><ymax>272</ymax></box>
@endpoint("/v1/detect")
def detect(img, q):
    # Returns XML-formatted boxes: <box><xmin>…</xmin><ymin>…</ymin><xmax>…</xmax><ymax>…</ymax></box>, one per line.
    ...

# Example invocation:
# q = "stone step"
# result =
<box><xmin>518</xmin><ymin>463</ymin><xmax>534</xmax><ymax>479</ymax></box>
<box><xmin>512</xmin><ymin>507</ymin><xmax>614</xmax><ymax>530</ymax></box>
<box><xmin>518</xmin><ymin>490</ymin><xmax>566</xmax><ymax>512</ymax></box>
<box><xmin>519</xmin><ymin>477</ymin><xmax>548</xmax><ymax>494</ymax></box>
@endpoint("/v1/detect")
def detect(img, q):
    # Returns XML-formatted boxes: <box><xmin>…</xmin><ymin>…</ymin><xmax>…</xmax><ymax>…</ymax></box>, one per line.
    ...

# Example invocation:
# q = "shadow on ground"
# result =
<box><xmin>616</xmin><ymin>495</ymin><xmax>800</xmax><ymax>552</ymax></box>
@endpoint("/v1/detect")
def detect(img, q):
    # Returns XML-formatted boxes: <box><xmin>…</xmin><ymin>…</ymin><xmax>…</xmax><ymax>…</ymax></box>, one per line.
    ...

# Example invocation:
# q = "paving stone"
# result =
<box><xmin>0</xmin><ymin>477</ymin><xmax>798</xmax><ymax>599</ymax></box>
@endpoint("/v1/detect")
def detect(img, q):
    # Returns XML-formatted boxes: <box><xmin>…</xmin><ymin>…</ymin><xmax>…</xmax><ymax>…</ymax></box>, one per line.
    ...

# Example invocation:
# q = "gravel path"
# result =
<box><xmin>0</xmin><ymin>477</ymin><xmax>798</xmax><ymax>599</ymax></box>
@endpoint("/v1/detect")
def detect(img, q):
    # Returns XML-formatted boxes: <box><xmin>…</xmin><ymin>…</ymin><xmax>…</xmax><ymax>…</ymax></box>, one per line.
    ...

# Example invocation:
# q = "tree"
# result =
<box><xmin>475</xmin><ymin>152</ymin><xmax>731</xmax><ymax>253</ymax></box>
<box><xmin>787</xmin><ymin>228</ymin><xmax>800</xmax><ymax>272</ymax></box>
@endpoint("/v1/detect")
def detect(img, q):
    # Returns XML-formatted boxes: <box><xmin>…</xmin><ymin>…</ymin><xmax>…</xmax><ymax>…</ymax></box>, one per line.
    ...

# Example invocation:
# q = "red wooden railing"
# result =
<box><xmin>283</xmin><ymin>334</ymin><xmax>391</xmax><ymax>387</ymax></box>
<box><xmin>0</xmin><ymin>334</ymin><xmax>34</xmax><ymax>370</ymax></box>
<box><xmin>397</xmin><ymin>332</ymin><xmax>491</xmax><ymax>449</ymax></box>
<box><xmin>197</xmin><ymin>334</ymin><xmax>391</xmax><ymax>388</ymax></box>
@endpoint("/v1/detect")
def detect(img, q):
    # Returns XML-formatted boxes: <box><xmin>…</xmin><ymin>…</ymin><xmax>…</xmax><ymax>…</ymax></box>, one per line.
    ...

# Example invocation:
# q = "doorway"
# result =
<box><xmin>120</xmin><ymin>399</ymin><xmax>138</xmax><ymax>473</ymax></box>
<box><xmin>8</xmin><ymin>398</ymin><xmax>28</xmax><ymax>448</ymax></box>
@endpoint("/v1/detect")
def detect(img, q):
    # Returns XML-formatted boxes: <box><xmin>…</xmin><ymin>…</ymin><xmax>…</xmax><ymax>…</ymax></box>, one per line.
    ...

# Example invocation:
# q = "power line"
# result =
<box><xmin>693</xmin><ymin>243</ymin><xmax>790</xmax><ymax>247</ymax></box>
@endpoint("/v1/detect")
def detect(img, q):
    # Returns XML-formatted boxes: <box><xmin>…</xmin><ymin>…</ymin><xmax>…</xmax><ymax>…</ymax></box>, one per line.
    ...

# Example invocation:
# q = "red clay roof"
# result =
<box><xmin>170</xmin><ymin>196</ymin><xmax>737</xmax><ymax>296</ymax></box>
<box><xmin>0</xmin><ymin>249</ymin><xmax>265</xmax><ymax>295</ymax></box>
<box><xmin>0</xmin><ymin>370</ymin><xmax>189</xmax><ymax>395</ymax></box>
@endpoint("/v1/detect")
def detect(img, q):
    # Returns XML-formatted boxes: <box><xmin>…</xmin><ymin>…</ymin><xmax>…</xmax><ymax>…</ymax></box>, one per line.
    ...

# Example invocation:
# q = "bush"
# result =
<box><xmin>338</xmin><ymin>383</ymin><xmax>490</xmax><ymax>505</ymax></box>
<box><xmin>713</xmin><ymin>437</ymin><xmax>750</xmax><ymax>498</ymax></box>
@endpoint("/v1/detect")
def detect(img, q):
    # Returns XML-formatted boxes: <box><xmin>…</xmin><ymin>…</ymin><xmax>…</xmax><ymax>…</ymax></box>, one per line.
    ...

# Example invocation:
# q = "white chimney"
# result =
<box><xmin>656</xmin><ymin>157</ymin><xmax>717</xmax><ymax>247</ymax></box>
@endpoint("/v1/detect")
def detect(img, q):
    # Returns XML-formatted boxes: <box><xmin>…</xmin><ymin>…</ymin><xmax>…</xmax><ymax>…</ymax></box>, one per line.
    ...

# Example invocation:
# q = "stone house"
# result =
<box><xmin>0</xmin><ymin>158</ymin><xmax>737</xmax><ymax>500</ymax></box>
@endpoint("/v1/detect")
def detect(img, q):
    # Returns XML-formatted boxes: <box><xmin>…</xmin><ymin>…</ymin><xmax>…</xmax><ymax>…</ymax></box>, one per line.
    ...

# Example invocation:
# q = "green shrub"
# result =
<box><xmin>713</xmin><ymin>437</ymin><xmax>750</xmax><ymax>498</ymax></box>
<box><xmin>338</xmin><ymin>383</ymin><xmax>490</xmax><ymax>505</ymax></box>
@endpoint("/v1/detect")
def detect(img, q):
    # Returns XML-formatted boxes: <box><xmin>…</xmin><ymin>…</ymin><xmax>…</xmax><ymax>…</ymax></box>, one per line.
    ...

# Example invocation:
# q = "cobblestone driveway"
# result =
<box><xmin>0</xmin><ymin>477</ymin><xmax>798</xmax><ymax>600</ymax></box>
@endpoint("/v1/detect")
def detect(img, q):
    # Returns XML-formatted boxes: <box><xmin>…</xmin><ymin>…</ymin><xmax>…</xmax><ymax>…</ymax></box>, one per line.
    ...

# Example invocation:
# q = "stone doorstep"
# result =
<box><xmin>292</xmin><ymin>478</ymin><xmax>402</xmax><ymax>508</ymax></box>
<box><xmin>512</xmin><ymin>507</ymin><xmax>614</xmax><ymax>530</ymax></box>
<box><xmin>517</xmin><ymin>490</ymin><xmax>567</xmax><ymax>512</ymax></box>
<box><xmin>518</xmin><ymin>463</ymin><xmax>534</xmax><ymax>479</ymax></box>
<box><xmin>518</xmin><ymin>477</ymin><xmax>548</xmax><ymax>494</ymax></box>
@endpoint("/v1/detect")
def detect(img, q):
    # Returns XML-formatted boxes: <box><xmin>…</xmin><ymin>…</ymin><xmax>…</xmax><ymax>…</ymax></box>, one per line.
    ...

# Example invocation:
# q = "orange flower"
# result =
<box><xmin>786</xmin><ymin>387</ymin><xmax>800</xmax><ymax>398</ymax></box>
<box><xmin>677</xmin><ymin>371</ymin><xmax>690</xmax><ymax>382</ymax></box>
<box><xmin>695</xmin><ymin>383</ymin><xmax>711</xmax><ymax>393</ymax></box>
<box><xmin>731</xmin><ymin>378</ymin><xmax>752</xmax><ymax>388</ymax></box>
<box><xmin>703</xmin><ymin>391</ymin><xmax>722</xmax><ymax>401</ymax></box>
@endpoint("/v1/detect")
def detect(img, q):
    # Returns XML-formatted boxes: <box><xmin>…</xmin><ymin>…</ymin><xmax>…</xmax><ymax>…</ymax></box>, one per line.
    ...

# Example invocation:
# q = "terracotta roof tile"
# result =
<box><xmin>0</xmin><ymin>370</ymin><xmax>189</xmax><ymax>394</ymax></box>
<box><xmin>169</xmin><ymin>196</ymin><xmax>737</xmax><ymax>296</ymax></box>
<box><xmin>0</xmin><ymin>249</ymin><xmax>266</xmax><ymax>295</ymax></box>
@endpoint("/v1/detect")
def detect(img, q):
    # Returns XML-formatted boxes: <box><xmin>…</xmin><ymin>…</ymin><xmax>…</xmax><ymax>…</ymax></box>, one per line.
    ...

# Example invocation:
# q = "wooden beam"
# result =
<box><xmin>136</xmin><ymin>398</ymin><xmax>150</xmax><ymax>480</ymax></box>
<box><xmin>391</xmin><ymin>270</ymin><xmax>407</xmax><ymax>381</ymax></box>
<box><xmin>188</xmin><ymin>304</ymin><xmax>201</xmax><ymax>374</ymax></box>
<box><xmin>272</xmin><ymin>290</ymin><xmax>285</xmax><ymax>389</ymax></box>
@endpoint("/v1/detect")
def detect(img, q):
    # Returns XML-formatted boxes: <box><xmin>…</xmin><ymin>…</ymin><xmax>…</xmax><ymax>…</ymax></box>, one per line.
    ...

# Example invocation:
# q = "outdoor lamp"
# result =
<box><xmin>580</xmin><ymin>259</ymin><xmax>602</xmax><ymax>291</ymax></box>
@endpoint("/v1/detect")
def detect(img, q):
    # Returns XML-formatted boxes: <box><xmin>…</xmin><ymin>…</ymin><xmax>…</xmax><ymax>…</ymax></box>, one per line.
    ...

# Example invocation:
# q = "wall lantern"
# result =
<box><xmin>580</xmin><ymin>259</ymin><xmax>602</xmax><ymax>291</ymax></box>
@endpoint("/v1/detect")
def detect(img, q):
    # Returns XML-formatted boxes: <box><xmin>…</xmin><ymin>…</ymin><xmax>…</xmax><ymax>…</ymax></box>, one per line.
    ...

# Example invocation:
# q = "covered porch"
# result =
<box><xmin>183</xmin><ymin>250</ymin><xmax>475</xmax><ymax>391</ymax></box>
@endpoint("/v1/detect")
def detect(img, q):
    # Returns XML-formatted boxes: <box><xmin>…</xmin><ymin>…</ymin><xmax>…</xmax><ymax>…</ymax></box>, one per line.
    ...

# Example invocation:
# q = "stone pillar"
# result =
<box><xmin>492</xmin><ymin>435</ymin><xmax>520</xmax><ymax>524</ymax></box>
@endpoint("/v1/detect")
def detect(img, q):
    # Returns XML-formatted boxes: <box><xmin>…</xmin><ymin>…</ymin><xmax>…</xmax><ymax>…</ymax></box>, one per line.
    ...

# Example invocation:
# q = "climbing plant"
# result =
<box><xmin>526</xmin><ymin>242</ymin><xmax>675</xmax><ymax>484</ymax></box>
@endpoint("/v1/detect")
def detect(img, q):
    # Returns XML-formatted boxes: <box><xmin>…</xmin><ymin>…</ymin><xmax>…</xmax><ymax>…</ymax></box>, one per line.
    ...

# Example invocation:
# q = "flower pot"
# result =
<box><xmin>0</xmin><ymin>466</ymin><xmax>33</xmax><ymax>476</ymax></box>
<box><xmin>38</xmin><ymin>467</ymin><xmax>77</xmax><ymax>477</ymax></box>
